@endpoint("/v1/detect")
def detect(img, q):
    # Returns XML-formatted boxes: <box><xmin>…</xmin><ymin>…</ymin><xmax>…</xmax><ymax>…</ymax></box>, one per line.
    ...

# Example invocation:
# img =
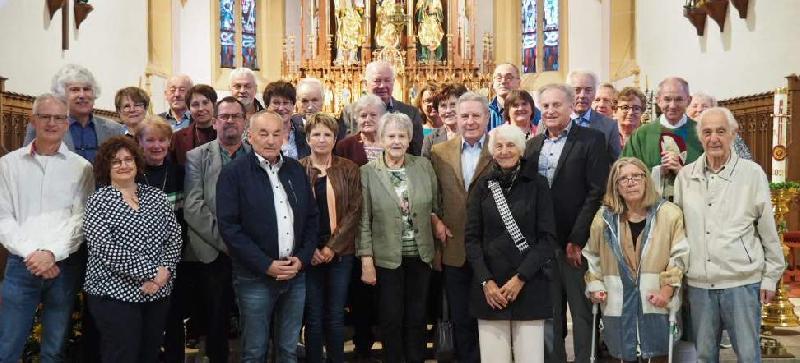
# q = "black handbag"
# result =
<box><xmin>435</xmin><ymin>282</ymin><xmax>456</xmax><ymax>361</ymax></box>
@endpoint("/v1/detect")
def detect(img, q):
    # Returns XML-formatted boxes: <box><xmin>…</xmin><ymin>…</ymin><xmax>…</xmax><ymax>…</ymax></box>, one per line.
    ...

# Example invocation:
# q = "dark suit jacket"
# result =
<box><xmin>216</xmin><ymin>152</ymin><xmax>319</xmax><ymax>278</ymax></box>
<box><xmin>584</xmin><ymin>109</ymin><xmax>621</xmax><ymax>160</ymax></box>
<box><xmin>340</xmin><ymin>98</ymin><xmax>424</xmax><ymax>156</ymax></box>
<box><xmin>288</xmin><ymin>115</ymin><xmax>312</xmax><ymax>160</ymax></box>
<box><xmin>522</xmin><ymin>123</ymin><xmax>609</xmax><ymax>248</ymax></box>
<box><xmin>24</xmin><ymin>115</ymin><xmax>125</xmax><ymax>151</ymax></box>
<box><xmin>421</xmin><ymin>127</ymin><xmax>449</xmax><ymax>159</ymax></box>
<box><xmin>430</xmin><ymin>136</ymin><xmax>492</xmax><ymax>267</ymax></box>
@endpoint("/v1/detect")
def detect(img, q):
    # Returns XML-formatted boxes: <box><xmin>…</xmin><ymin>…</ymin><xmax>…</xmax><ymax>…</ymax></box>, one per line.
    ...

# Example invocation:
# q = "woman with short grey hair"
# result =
<box><xmin>335</xmin><ymin>95</ymin><xmax>387</xmax><ymax>166</ymax></box>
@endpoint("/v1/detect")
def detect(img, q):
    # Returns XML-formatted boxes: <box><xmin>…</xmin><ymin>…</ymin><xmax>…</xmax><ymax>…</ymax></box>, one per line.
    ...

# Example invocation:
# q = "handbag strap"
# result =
<box><xmin>488</xmin><ymin>180</ymin><xmax>530</xmax><ymax>253</ymax></box>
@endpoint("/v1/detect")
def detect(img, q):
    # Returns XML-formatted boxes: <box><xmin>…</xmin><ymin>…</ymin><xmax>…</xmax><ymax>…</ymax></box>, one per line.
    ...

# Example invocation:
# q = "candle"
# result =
<box><xmin>772</xmin><ymin>87</ymin><xmax>788</xmax><ymax>183</ymax></box>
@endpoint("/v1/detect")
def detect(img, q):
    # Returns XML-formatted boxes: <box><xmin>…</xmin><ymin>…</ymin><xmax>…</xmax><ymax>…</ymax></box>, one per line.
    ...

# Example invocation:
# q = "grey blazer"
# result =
<box><xmin>340</xmin><ymin>98</ymin><xmax>424</xmax><ymax>156</ymax></box>
<box><xmin>586</xmin><ymin>109</ymin><xmax>621</xmax><ymax>160</ymax></box>
<box><xmin>183</xmin><ymin>139</ymin><xmax>251</xmax><ymax>263</ymax></box>
<box><xmin>25</xmin><ymin>115</ymin><xmax>125</xmax><ymax>151</ymax></box>
<box><xmin>421</xmin><ymin>127</ymin><xmax>449</xmax><ymax>159</ymax></box>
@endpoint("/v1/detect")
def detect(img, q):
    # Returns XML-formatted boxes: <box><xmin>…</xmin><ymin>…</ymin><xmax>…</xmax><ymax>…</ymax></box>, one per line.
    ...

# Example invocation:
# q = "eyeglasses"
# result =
<box><xmin>616</xmin><ymin>173</ymin><xmax>646</xmax><ymax>185</ymax></box>
<box><xmin>35</xmin><ymin>114</ymin><xmax>69</xmax><ymax>124</ymax></box>
<box><xmin>121</xmin><ymin>103</ymin><xmax>146</xmax><ymax>112</ymax></box>
<box><xmin>111</xmin><ymin>157</ymin><xmax>136</xmax><ymax>168</ymax></box>
<box><xmin>217</xmin><ymin>113</ymin><xmax>245</xmax><ymax>121</ymax></box>
<box><xmin>617</xmin><ymin>105</ymin><xmax>643</xmax><ymax>113</ymax></box>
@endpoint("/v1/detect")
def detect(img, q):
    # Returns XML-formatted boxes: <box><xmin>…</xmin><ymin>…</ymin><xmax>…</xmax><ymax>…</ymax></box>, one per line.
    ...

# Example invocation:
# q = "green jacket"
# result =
<box><xmin>622</xmin><ymin>119</ymin><xmax>703</xmax><ymax>169</ymax></box>
<box><xmin>358</xmin><ymin>153</ymin><xmax>440</xmax><ymax>269</ymax></box>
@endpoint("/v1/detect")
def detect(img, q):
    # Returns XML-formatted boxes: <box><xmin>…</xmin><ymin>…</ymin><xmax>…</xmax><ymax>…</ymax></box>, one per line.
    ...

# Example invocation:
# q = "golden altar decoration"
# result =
<box><xmin>284</xmin><ymin>0</ymin><xmax>494</xmax><ymax>115</ymax></box>
<box><xmin>762</xmin><ymin>185</ymin><xmax>800</xmax><ymax>332</ymax></box>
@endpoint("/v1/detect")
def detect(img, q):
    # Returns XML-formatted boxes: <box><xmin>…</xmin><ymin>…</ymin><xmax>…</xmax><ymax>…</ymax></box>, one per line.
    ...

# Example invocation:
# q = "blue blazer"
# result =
<box><xmin>216</xmin><ymin>151</ymin><xmax>319</xmax><ymax>278</ymax></box>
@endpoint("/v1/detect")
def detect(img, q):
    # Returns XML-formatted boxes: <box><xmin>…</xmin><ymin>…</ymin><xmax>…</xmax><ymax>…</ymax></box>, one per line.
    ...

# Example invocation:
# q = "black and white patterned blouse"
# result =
<box><xmin>83</xmin><ymin>184</ymin><xmax>182</xmax><ymax>302</ymax></box>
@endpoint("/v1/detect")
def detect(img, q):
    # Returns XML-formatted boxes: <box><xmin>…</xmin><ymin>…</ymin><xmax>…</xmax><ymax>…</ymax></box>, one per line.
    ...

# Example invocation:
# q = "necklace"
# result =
<box><xmin>144</xmin><ymin>166</ymin><xmax>168</xmax><ymax>191</ymax></box>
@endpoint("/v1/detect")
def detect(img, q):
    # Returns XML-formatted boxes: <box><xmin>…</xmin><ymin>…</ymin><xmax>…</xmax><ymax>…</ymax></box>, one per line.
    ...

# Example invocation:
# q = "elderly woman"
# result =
<box><xmin>688</xmin><ymin>92</ymin><xmax>752</xmax><ymax>160</ymax></box>
<box><xmin>335</xmin><ymin>94</ymin><xmax>387</xmax><ymax>166</ymax></box>
<box><xmin>582</xmin><ymin>157</ymin><xmax>688</xmax><ymax>363</ymax></box>
<box><xmin>298</xmin><ymin>113</ymin><xmax>362</xmax><ymax>363</ymax></box>
<box><xmin>614</xmin><ymin>87</ymin><xmax>646</xmax><ymax>147</ymax></box>
<box><xmin>417</xmin><ymin>81</ymin><xmax>441</xmax><ymax>136</ymax></box>
<box><xmin>83</xmin><ymin>136</ymin><xmax>182</xmax><ymax>363</ymax></box>
<box><xmin>263</xmin><ymin>80</ymin><xmax>310</xmax><ymax>159</ymax></box>
<box><xmin>464</xmin><ymin>124</ymin><xmax>555</xmax><ymax>363</ymax></box>
<box><xmin>358</xmin><ymin>113</ymin><xmax>441</xmax><ymax>363</ymax></box>
<box><xmin>172</xmin><ymin>84</ymin><xmax>218</xmax><ymax>165</ymax></box>
<box><xmin>115</xmin><ymin>87</ymin><xmax>150</xmax><ymax>136</ymax></box>
<box><xmin>421</xmin><ymin>83</ymin><xmax>468</xmax><ymax>158</ymax></box>
<box><xmin>502</xmin><ymin>90</ymin><xmax>538</xmax><ymax>138</ymax></box>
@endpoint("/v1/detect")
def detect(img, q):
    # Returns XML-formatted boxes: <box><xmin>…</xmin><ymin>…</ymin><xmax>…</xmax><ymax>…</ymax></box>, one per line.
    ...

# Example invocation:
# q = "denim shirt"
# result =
<box><xmin>69</xmin><ymin>116</ymin><xmax>98</xmax><ymax>162</ymax></box>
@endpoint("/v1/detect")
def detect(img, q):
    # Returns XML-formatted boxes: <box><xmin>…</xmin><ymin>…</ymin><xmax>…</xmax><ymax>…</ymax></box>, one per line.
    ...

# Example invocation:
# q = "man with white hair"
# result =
<box><xmin>688</xmin><ymin>92</ymin><xmax>752</xmax><ymax>160</ymax></box>
<box><xmin>567</xmin><ymin>70</ymin><xmax>621</xmax><ymax>159</ymax></box>
<box><xmin>229</xmin><ymin>67</ymin><xmax>264</xmax><ymax>119</ymax></box>
<box><xmin>674</xmin><ymin>107</ymin><xmax>784</xmax><ymax>362</ymax></box>
<box><xmin>429</xmin><ymin>92</ymin><xmax>493</xmax><ymax>363</ymax></box>
<box><xmin>24</xmin><ymin>64</ymin><xmax>125</xmax><ymax>162</ymax></box>
<box><xmin>340</xmin><ymin>60</ymin><xmax>424</xmax><ymax>155</ymax></box>
<box><xmin>294</xmin><ymin>77</ymin><xmax>346</xmax><ymax>141</ymax></box>
<box><xmin>0</xmin><ymin>94</ymin><xmax>94</xmax><ymax>362</ymax></box>
<box><xmin>160</xmin><ymin>74</ymin><xmax>194</xmax><ymax>130</ymax></box>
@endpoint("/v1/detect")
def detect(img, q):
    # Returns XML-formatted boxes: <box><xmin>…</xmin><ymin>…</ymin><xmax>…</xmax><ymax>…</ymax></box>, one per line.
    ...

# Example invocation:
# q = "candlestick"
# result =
<box><xmin>772</xmin><ymin>88</ymin><xmax>790</xmax><ymax>183</ymax></box>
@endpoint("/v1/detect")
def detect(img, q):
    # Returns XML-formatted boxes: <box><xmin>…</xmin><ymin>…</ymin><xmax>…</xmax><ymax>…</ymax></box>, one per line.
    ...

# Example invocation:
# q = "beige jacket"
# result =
<box><xmin>674</xmin><ymin>153</ymin><xmax>785</xmax><ymax>291</ymax></box>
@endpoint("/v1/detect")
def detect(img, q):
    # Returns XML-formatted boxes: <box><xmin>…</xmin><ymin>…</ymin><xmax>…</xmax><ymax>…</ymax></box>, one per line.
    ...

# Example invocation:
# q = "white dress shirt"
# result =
<box><xmin>255</xmin><ymin>153</ymin><xmax>295</xmax><ymax>258</ymax></box>
<box><xmin>0</xmin><ymin>142</ymin><xmax>94</xmax><ymax>261</ymax></box>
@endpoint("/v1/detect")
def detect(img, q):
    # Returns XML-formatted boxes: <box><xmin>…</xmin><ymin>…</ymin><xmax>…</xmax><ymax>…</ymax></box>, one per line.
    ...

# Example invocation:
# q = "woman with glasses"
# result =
<box><xmin>114</xmin><ymin>87</ymin><xmax>150</xmax><ymax>137</ymax></box>
<box><xmin>613</xmin><ymin>87</ymin><xmax>646</xmax><ymax>148</ymax></box>
<box><xmin>263</xmin><ymin>81</ymin><xmax>310</xmax><ymax>160</ymax></box>
<box><xmin>83</xmin><ymin>136</ymin><xmax>182</xmax><ymax>363</ymax></box>
<box><xmin>582</xmin><ymin>157</ymin><xmax>688</xmax><ymax>363</ymax></box>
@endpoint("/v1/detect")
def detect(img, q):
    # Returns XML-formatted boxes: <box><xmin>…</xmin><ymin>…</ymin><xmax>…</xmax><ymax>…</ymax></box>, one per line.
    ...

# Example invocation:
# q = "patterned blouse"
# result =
<box><xmin>83</xmin><ymin>184</ymin><xmax>183</xmax><ymax>302</ymax></box>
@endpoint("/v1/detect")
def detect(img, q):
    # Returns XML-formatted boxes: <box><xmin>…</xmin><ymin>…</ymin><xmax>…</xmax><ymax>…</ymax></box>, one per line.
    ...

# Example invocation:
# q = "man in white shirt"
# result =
<box><xmin>0</xmin><ymin>94</ymin><xmax>94</xmax><ymax>362</ymax></box>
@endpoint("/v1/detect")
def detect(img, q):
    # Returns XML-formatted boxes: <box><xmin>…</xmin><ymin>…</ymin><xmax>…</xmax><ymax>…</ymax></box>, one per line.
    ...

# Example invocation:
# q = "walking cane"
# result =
<box><xmin>590</xmin><ymin>302</ymin><xmax>599</xmax><ymax>363</ymax></box>
<box><xmin>667</xmin><ymin>306</ymin><xmax>678</xmax><ymax>363</ymax></box>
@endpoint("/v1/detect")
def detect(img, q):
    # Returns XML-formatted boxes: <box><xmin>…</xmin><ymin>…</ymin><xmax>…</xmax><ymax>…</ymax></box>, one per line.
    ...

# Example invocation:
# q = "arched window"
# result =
<box><xmin>219</xmin><ymin>0</ymin><xmax>259</xmax><ymax>70</ymax></box>
<box><xmin>521</xmin><ymin>0</ymin><xmax>560</xmax><ymax>74</ymax></box>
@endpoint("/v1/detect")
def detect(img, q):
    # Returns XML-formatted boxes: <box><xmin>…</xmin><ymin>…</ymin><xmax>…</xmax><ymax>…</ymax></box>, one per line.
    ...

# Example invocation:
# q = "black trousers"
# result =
<box><xmin>376</xmin><ymin>257</ymin><xmax>432</xmax><ymax>363</ymax></box>
<box><xmin>187</xmin><ymin>254</ymin><xmax>233</xmax><ymax>363</ymax></box>
<box><xmin>87</xmin><ymin>295</ymin><xmax>170</xmax><ymax>363</ymax></box>
<box><xmin>443</xmin><ymin>263</ymin><xmax>480</xmax><ymax>363</ymax></box>
<box><xmin>162</xmin><ymin>261</ymin><xmax>193</xmax><ymax>363</ymax></box>
<box><xmin>349</xmin><ymin>258</ymin><xmax>379</xmax><ymax>356</ymax></box>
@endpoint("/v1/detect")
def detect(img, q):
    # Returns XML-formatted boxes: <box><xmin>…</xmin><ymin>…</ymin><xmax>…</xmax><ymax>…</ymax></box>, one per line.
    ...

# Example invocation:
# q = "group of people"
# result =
<box><xmin>0</xmin><ymin>59</ymin><xmax>785</xmax><ymax>363</ymax></box>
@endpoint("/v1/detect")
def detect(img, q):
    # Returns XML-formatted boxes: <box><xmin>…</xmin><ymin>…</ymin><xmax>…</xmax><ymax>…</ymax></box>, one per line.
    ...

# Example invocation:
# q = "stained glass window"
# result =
<box><xmin>521</xmin><ymin>0</ymin><xmax>560</xmax><ymax>74</ymax></box>
<box><xmin>220</xmin><ymin>0</ymin><xmax>236</xmax><ymax>68</ymax></box>
<box><xmin>521</xmin><ymin>0</ymin><xmax>537</xmax><ymax>73</ymax></box>
<box><xmin>241</xmin><ymin>0</ymin><xmax>258</xmax><ymax>69</ymax></box>
<box><xmin>543</xmin><ymin>0</ymin><xmax>559</xmax><ymax>71</ymax></box>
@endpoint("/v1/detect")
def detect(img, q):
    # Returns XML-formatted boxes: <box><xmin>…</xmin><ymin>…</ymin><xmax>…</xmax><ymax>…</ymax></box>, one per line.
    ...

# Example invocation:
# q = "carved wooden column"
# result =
<box><xmin>0</xmin><ymin>76</ymin><xmax>6</xmax><ymax>155</ymax></box>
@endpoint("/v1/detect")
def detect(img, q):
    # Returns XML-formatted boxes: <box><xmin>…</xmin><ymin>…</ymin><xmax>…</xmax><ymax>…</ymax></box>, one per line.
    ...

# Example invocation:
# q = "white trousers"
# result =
<box><xmin>477</xmin><ymin>319</ymin><xmax>544</xmax><ymax>363</ymax></box>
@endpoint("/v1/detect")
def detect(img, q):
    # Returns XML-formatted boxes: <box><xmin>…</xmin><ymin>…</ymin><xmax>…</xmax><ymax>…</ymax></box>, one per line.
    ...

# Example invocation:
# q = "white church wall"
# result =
<box><xmin>0</xmin><ymin>1</ymin><xmax>148</xmax><ymax>110</ymax></box>
<box><xmin>178</xmin><ymin>0</ymin><xmax>212</xmax><ymax>86</ymax></box>
<box><xmin>636</xmin><ymin>0</ymin><xmax>800</xmax><ymax>99</ymax></box>
<box><xmin>567</xmin><ymin>0</ymin><xmax>607</xmax><ymax>82</ymax></box>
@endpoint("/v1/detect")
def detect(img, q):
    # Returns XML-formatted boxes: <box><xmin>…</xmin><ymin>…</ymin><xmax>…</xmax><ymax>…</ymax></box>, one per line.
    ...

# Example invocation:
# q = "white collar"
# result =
<box><xmin>659</xmin><ymin>114</ymin><xmax>688</xmax><ymax>129</ymax></box>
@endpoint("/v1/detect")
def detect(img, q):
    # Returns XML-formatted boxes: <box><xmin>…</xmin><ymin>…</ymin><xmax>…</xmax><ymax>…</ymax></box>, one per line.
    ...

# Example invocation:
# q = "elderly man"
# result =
<box><xmin>182</xmin><ymin>96</ymin><xmax>251</xmax><ymax>363</ymax></box>
<box><xmin>341</xmin><ymin>60</ymin><xmax>424</xmax><ymax>155</ymax></box>
<box><xmin>430</xmin><ymin>92</ymin><xmax>493</xmax><ymax>363</ymax></box>
<box><xmin>217</xmin><ymin>111</ymin><xmax>318</xmax><ymax>362</ymax></box>
<box><xmin>0</xmin><ymin>94</ymin><xmax>94</xmax><ymax>362</ymax></box>
<box><xmin>24</xmin><ymin>64</ymin><xmax>125</xmax><ymax>162</ymax></box>
<box><xmin>568</xmin><ymin>70</ymin><xmax>621</xmax><ymax>160</ymax></box>
<box><xmin>488</xmin><ymin>63</ymin><xmax>540</xmax><ymax>131</ymax></box>
<box><xmin>688</xmin><ymin>92</ymin><xmax>753</xmax><ymax>160</ymax></box>
<box><xmin>160</xmin><ymin>74</ymin><xmax>194</xmax><ymax>130</ymax></box>
<box><xmin>522</xmin><ymin>83</ymin><xmax>609</xmax><ymax>363</ymax></box>
<box><xmin>293</xmin><ymin>77</ymin><xmax>347</xmax><ymax>142</ymax></box>
<box><xmin>674</xmin><ymin>107</ymin><xmax>784</xmax><ymax>363</ymax></box>
<box><xmin>230</xmin><ymin>68</ymin><xmax>264</xmax><ymax>119</ymax></box>
<box><xmin>592</xmin><ymin>82</ymin><xmax>617</xmax><ymax>118</ymax></box>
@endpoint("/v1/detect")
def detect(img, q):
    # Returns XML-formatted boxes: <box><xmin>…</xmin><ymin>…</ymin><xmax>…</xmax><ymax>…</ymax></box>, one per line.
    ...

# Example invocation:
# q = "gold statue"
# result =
<box><xmin>416</xmin><ymin>0</ymin><xmax>445</xmax><ymax>62</ymax></box>
<box><xmin>335</xmin><ymin>0</ymin><xmax>363</xmax><ymax>65</ymax></box>
<box><xmin>375</xmin><ymin>0</ymin><xmax>401</xmax><ymax>49</ymax></box>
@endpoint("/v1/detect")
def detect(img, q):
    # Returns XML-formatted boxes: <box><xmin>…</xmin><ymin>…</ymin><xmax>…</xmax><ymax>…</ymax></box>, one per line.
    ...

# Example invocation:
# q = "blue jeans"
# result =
<box><xmin>234</xmin><ymin>271</ymin><xmax>306</xmax><ymax>363</ymax></box>
<box><xmin>0</xmin><ymin>253</ymin><xmax>83</xmax><ymax>363</ymax></box>
<box><xmin>688</xmin><ymin>283</ymin><xmax>762</xmax><ymax>363</ymax></box>
<box><xmin>304</xmin><ymin>254</ymin><xmax>353</xmax><ymax>363</ymax></box>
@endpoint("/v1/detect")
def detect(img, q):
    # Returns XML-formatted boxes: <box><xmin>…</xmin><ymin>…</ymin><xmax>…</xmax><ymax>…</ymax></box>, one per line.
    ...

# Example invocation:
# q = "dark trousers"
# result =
<box><xmin>87</xmin><ymin>295</ymin><xmax>170</xmax><ymax>363</ymax></box>
<box><xmin>548</xmin><ymin>251</ymin><xmax>593</xmax><ymax>363</ymax></box>
<box><xmin>349</xmin><ymin>258</ymin><xmax>379</xmax><ymax>356</ymax></box>
<box><xmin>304</xmin><ymin>255</ymin><xmax>354</xmax><ymax>363</ymax></box>
<box><xmin>443</xmin><ymin>263</ymin><xmax>480</xmax><ymax>363</ymax></box>
<box><xmin>376</xmin><ymin>257</ymin><xmax>432</xmax><ymax>363</ymax></box>
<box><xmin>162</xmin><ymin>261</ymin><xmax>193</xmax><ymax>363</ymax></box>
<box><xmin>194</xmin><ymin>255</ymin><xmax>233</xmax><ymax>363</ymax></box>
